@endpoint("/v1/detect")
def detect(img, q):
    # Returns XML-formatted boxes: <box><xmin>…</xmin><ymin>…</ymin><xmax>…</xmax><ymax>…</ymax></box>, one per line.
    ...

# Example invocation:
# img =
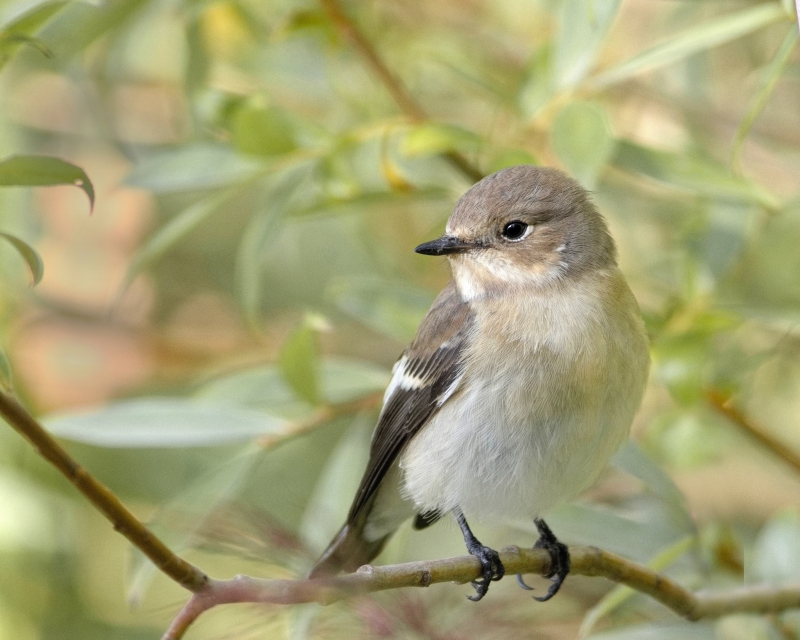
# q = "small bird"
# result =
<box><xmin>308</xmin><ymin>165</ymin><xmax>650</xmax><ymax>601</ymax></box>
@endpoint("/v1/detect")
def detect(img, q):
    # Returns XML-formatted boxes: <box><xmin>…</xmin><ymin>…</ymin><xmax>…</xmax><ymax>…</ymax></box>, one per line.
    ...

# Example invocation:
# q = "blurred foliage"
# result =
<box><xmin>0</xmin><ymin>0</ymin><xmax>799</xmax><ymax>638</ymax></box>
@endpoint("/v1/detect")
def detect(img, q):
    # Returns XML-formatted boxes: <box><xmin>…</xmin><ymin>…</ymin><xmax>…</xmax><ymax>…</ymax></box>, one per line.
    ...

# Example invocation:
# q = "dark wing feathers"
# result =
<box><xmin>347</xmin><ymin>281</ymin><xmax>473</xmax><ymax>522</ymax></box>
<box><xmin>308</xmin><ymin>282</ymin><xmax>472</xmax><ymax>578</ymax></box>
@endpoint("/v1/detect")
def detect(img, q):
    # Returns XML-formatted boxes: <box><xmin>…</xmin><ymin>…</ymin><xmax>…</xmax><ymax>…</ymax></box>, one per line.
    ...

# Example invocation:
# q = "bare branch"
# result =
<box><xmin>706</xmin><ymin>389</ymin><xmax>800</xmax><ymax>476</ymax></box>
<box><xmin>0</xmin><ymin>389</ymin><xmax>208</xmax><ymax>592</ymax></box>
<box><xmin>319</xmin><ymin>0</ymin><xmax>485</xmax><ymax>184</ymax></box>
<box><xmin>257</xmin><ymin>391</ymin><xmax>383</xmax><ymax>449</ymax></box>
<box><xmin>161</xmin><ymin>545</ymin><xmax>800</xmax><ymax>639</ymax></box>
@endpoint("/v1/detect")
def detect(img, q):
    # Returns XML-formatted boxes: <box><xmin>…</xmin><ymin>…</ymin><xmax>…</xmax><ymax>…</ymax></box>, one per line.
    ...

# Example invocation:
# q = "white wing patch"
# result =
<box><xmin>383</xmin><ymin>356</ymin><xmax>439</xmax><ymax>406</ymax></box>
<box><xmin>436</xmin><ymin>372</ymin><xmax>463</xmax><ymax>407</ymax></box>
<box><xmin>383</xmin><ymin>350</ymin><xmax>463</xmax><ymax>408</ymax></box>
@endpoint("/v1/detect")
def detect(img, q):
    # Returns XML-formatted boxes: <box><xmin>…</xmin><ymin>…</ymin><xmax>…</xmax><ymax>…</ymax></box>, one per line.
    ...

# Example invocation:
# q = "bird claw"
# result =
<box><xmin>526</xmin><ymin>518</ymin><xmax>570</xmax><ymax>602</ymax></box>
<box><xmin>466</xmin><ymin>544</ymin><xmax>505</xmax><ymax>602</ymax></box>
<box><xmin>516</xmin><ymin>573</ymin><xmax>534</xmax><ymax>590</ymax></box>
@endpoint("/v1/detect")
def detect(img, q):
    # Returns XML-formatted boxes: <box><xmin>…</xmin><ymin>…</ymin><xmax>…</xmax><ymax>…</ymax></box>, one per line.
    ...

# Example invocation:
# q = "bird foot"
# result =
<box><xmin>516</xmin><ymin>518</ymin><xmax>570</xmax><ymax>602</ymax></box>
<box><xmin>466</xmin><ymin>541</ymin><xmax>505</xmax><ymax>602</ymax></box>
<box><xmin>455</xmin><ymin>510</ymin><xmax>505</xmax><ymax>601</ymax></box>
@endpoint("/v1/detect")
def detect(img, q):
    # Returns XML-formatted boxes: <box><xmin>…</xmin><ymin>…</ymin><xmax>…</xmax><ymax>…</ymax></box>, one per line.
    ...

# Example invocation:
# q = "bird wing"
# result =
<box><xmin>346</xmin><ymin>280</ymin><xmax>474</xmax><ymax>522</ymax></box>
<box><xmin>308</xmin><ymin>281</ymin><xmax>473</xmax><ymax>578</ymax></box>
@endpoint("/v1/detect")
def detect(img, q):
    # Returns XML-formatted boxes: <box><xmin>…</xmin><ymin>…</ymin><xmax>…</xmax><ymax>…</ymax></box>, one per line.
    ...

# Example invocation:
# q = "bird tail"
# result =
<box><xmin>307</xmin><ymin>521</ymin><xmax>389</xmax><ymax>579</ymax></box>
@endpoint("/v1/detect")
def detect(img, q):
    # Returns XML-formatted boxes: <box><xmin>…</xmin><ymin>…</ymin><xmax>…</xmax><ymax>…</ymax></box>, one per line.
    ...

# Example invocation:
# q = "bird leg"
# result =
<box><xmin>517</xmin><ymin>518</ymin><xmax>571</xmax><ymax>601</ymax></box>
<box><xmin>454</xmin><ymin>509</ymin><xmax>505</xmax><ymax>601</ymax></box>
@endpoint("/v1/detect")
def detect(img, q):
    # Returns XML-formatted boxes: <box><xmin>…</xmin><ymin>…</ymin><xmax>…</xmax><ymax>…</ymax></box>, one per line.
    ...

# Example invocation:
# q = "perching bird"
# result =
<box><xmin>308</xmin><ymin>165</ymin><xmax>650</xmax><ymax>601</ymax></box>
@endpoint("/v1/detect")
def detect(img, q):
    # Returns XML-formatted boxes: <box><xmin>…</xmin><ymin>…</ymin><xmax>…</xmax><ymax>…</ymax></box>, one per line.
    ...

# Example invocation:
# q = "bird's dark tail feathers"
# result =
<box><xmin>307</xmin><ymin>521</ymin><xmax>389</xmax><ymax>579</ymax></box>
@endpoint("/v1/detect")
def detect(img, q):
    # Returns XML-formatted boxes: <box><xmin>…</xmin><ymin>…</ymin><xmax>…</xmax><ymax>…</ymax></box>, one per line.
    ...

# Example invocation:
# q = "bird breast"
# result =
<box><xmin>398</xmin><ymin>268</ymin><xmax>650</xmax><ymax>521</ymax></box>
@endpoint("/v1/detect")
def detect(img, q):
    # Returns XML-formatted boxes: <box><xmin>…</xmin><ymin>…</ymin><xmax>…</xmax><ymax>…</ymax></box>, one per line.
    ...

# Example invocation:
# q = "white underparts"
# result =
<box><xmin>398</xmin><ymin>269</ymin><xmax>650</xmax><ymax>522</ymax></box>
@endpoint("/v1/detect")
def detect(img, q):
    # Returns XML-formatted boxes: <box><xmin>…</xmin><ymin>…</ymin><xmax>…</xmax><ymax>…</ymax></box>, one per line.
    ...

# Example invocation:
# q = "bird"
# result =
<box><xmin>307</xmin><ymin>165</ymin><xmax>650</xmax><ymax>602</ymax></box>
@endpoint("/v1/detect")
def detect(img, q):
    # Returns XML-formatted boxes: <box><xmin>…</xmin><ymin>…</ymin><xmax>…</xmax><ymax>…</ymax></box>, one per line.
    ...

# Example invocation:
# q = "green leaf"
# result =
<box><xmin>125</xmin><ymin>191</ymin><xmax>230</xmax><ymax>281</ymax></box>
<box><xmin>0</xmin><ymin>33</ymin><xmax>52</xmax><ymax>62</ymax></box>
<box><xmin>0</xmin><ymin>155</ymin><xmax>94</xmax><ymax>210</ymax></box>
<box><xmin>580</xmin><ymin>535</ymin><xmax>695</xmax><ymax>638</ymax></box>
<box><xmin>652</xmin><ymin>334</ymin><xmax>708</xmax><ymax>406</ymax></box>
<box><xmin>289</xmin><ymin>188</ymin><xmax>449</xmax><ymax>220</ymax></box>
<box><xmin>0</xmin><ymin>232</ymin><xmax>43</xmax><ymax>285</ymax></box>
<box><xmin>327</xmin><ymin>276</ymin><xmax>434</xmax><ymax>343</ymax></box>
<box><xmin>733</xmin><ymin>203</ymin><xmax>800</xmax><ymax>308</ymax></box>
<box><xmin>278</xmin><ymin>317</ymin><xmax>324</xmax><ymax>405</ymax></box>
<box><xmin>287</xmin><ymin>605</ymin><xmax>322</xmax><ymax>640</ymax></box>
<box><xmin>715</xmin><ymin>616</ymin><xmax>783</xmax><ymax>640</ymax></box>
<box><xmin>731</xmin><ymin>28</ymin><xmax>798</xmax><ymax>170</ymax></box>
<box><xmin>591</xmin><ymin>3</ymin><xmax>787</xmax><ymax>88</ymax></box>
<box><xmin>487</xmin><ymin>149</ymin><xmax>539</xmax><ymax>173</ymax></box>
<box><xmin>128</xmin><ymin>444</ymin><xmax>262</xmax><ymax>602</ymax></box>
<box><xmin>195</xmin><ymin>365</ymin><xmax>307</xmax><ymax>417</ymax></box>
<box><xmin>645</xmin><ymin>408</ymin><xmax>733</xmax><ymax>469</ymax></box>
<box><xmin>124</xmin><ymin>143</ymin><xmax>263</xmax><ymax>193</ymax></box>
<box><xmin>550</xmin><ymin>101</ymin><xmax>616</xmax><ymax>189</ymax></box>
<box><xmin>542</xmin><ymin>501</ymin><xmax>692</xmax><ymax>564</ymax></box>
<box><xmin>43</xmin><ymin>399</ymin><xmax>287</xmax><ymax>447</ymax></box>
<box><xmin>517</xmin><ymin>44</ymin><xmax>556</xmax><ymax>119</ymax></box>
<box><xmin>612</xmin><ymin>140</ymin><xmax>779</xmax><ymax>209</ymax></box>
<box><xmin>555</xmin><ymin>0</ymin><xmax>621</xmax><ymax>88</ymax></box>
<box><xmin>752</xmin><ymin>509</ymin><xmax>800</xmax><ymax>584</ymax></box>
<box><xmin>400</xmin><ymin>123</ymin><xmax>485</xmax><ymax>158</ymax></box>
<box><xmin>232</xmin><ymin>99</ymin><xmax>297</xmax><ymax>157</ymax></box>
<box><xmin>184</xmin><ymin>15</ymin><xmax>209</xmax><ymax>95</ymax></box>
<box><xmin>236</xmin><ymin>203</ymin><xmax>288</xmax><ymax>321</ymax></box>
<box><xmin>35</xmin><ymin>0</ymin><xmax>150</xmax><ymax>60</ymax></box>
<box><xmin>585</xmin><ymin>622</ymin><xmax>715</xmax><ymax>640</ymax></box>
<box><xmin>299</xmin><ymin>418</ymin><xmax>371</xmax><ymax>553</ymax></box>
<box><xmin>0</xmin><ymin>0</ymin><xmax>66</xmax><ymax>69</ymax></box>
<box><xmin>235</xmin><ymin>163</ymin><xmax>315</xmax><ymax>321</ymax></box>
<box><xmin>0</xmin><ymin>0</ymin><xmax>68</xmax><ymax>34</ymax></box>
<box><xmin>319</xmin><ymin>359</ymin><xmax>389</xmax><ymax>404</ymax></box>
<box><xmin>611</xmin><ymin>440</ymin><xmax>694</xmax><ymax>532</ymax></box>
<box><xmin>194</xmin><ymin>358</ymin><xmax>389</xmax><ymax>417</ymax></box>
<box><xmin>0</xmin><ymin>346</ymin><xmax>12</xmax><ymax>389</ymax></box>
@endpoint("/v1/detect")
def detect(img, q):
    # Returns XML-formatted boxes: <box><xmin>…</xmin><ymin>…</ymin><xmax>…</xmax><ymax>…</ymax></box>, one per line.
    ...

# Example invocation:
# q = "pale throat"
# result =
<box><xmin>449</xmin><ymin>251</ymin><xmax>568</xmax><ymax>302</ymax></box>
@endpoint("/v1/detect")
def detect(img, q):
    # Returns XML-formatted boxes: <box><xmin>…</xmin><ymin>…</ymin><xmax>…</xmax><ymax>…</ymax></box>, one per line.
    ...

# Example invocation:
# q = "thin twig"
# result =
<box><xmin>0</xmin><ymin>390</ymin><xmax>208</xmax><ymax>592</ymax></box>
<box><xmin>319</xmin><ymin>0</ymin><xmax>484</xmax><ymax>184</ymax></box>
<box><xmin>706</xmin><ymin>389</ymin><xmax>800</xmax><ymax>476</ymax></box>
<box><xmin>162</xmin><ymin>545</ymin><xmax>800</xmax><ymax>639</ymax></box>
<box><xmin>257</xmin><ymin>391</ymin><xmax>383</xmax><ymax>449</ymax></box>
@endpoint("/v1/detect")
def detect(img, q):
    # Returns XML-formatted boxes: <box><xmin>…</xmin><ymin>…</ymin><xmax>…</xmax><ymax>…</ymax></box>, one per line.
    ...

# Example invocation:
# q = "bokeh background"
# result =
<box><xmin>1</xmin><ymin>0</ymin><xmax>799</xmax><ymax>638</ymax></box>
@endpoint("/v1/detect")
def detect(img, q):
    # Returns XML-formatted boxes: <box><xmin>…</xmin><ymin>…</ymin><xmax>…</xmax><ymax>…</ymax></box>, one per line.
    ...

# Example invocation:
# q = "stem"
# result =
<box><xmin>0</xmin><ymin>390</ymin><xmax>207</xmax><ymax>592</ymax></box>
<box><xmin>257</xmin><ymin>391</ymin><xmax>383</xmax><ymax>449</ymax></box>
<box><xmin>706</xmin><ymin>389</ymin><xmax>800</xmax><ymax>476</ymax></box>
<box><xmin>162</xmin><ymin>545</ymin><xmax>800</xmax><ymax>639</ymax></box>
<box><xmin>319</xmin><ymin>0</ymin><xmax>484</xmax><ymax>184</ymax></box>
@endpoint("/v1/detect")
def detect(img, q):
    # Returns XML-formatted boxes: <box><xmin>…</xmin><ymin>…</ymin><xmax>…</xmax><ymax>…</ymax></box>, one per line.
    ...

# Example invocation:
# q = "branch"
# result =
<box><xmin>0</xmin><ymin>389</ymin><xmax>208</xmax><ymax>592</ymax></box>
<box><xmin>257</xmin><ymin>391</ymin><xmax>383</xmax><ymax>449</ymax></box>
<box><xmin>162</xmin><ymin>545</ymin><xmax>800</xmax><ymax>639</ymax></box>
<box><xmin>319</xmin><ymin>0</ymin><xmax>484</xmax><ymax>184</ymax></box>
<box><xmin>706</xmin><ymin>389</ymin><xmax>800</xmax><ymax>475</ymax></box>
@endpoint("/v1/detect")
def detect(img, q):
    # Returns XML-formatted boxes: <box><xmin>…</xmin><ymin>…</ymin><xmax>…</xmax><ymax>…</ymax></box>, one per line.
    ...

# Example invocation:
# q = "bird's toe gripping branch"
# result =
<box><xmin>467</xmin><ymin>542</ymin><xmax>505</xmax><ymax>601</ymax></box>
<box><xmin>455</xmin><ymin>509</ymin><xmax>505</xmax><ymax>601</ymax></box>
<box><xmin>517</xmin><ymin>518</ymin><xmax>571</xmax><ymax>602</ymax></box>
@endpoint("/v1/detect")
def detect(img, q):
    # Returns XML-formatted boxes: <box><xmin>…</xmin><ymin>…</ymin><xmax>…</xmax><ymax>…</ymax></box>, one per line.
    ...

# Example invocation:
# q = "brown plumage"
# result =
<box><xmin>309</xmin><ymin>283</ymin><xmax>473</xmax><ymax>577</ymax></box>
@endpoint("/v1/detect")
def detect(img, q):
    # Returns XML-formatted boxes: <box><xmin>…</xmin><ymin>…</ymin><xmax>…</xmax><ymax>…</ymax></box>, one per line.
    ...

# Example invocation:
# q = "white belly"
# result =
<box><xmin>399</xmin><ymin>271</ymin><xmax>649</xmax><ymax>522</ymax></box>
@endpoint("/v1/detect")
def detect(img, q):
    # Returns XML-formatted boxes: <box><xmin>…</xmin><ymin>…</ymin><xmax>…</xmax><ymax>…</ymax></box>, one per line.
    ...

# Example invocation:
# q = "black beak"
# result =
<box><xmin>414</xmin><ymin>235</ymin><xmax>474</xmax><ymax>256</ymax></box>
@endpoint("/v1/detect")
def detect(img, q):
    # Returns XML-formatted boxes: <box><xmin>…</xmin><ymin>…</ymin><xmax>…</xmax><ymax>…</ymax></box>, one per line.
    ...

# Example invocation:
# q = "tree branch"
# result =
<box><xmin>257</xmin><ymin>391</ymin><xmax>383</xmax><ymax>449</ymax></box>
<box><xmin>0</xmin><ymin>389</ymin><xmax>208</xmax><ymax>592</ymax></box>
<box><xmin>706</xmin><ymin>389</ymin><xmax>800</xmax><ymax>476</ymax></box>
<box><xmin>161</xmin><ymin>545</ymin><xmax>800</xmax><ymax>639</ymax></box>
<box><xmin>319</xmin><ymin>0</ymin><xmax>484</xmax><ymax>184</ymax></box>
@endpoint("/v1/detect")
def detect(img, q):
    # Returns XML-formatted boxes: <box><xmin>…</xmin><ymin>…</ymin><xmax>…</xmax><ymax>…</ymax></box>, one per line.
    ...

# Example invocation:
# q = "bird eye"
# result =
<box><xmin>501</xmin><ymin>220</ymin><xmax>529</xmax><ymax>241</ymax></box>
